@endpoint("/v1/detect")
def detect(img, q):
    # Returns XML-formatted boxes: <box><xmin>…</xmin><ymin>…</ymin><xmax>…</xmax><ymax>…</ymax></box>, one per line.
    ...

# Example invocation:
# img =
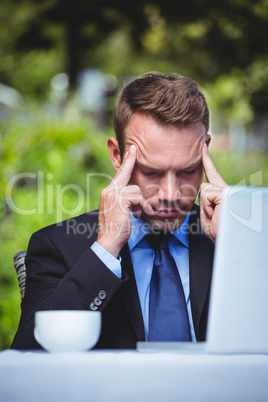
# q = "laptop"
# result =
<box><xmin>137</xmin><ymin>186</ymin><xmax>268</xmax><ymax>354</ymax></box>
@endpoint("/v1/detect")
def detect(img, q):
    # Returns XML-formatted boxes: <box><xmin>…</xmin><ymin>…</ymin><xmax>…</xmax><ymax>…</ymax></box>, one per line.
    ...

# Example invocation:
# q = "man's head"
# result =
<box><xmin>113</xmin><ymin>72</ymin><xmax>209</xmax><ymax>159</ymax></box>
<box><xmin>108</xmin><ymin>71</ymin><xmax>211</xmax><ymax>232</ymax></box>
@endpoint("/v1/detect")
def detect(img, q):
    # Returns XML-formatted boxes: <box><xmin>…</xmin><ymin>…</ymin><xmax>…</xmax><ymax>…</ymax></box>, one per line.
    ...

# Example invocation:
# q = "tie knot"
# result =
<box><xmin>145</xmin><ymin>232</ymin><xmax>170</xmax><ymax>250</ymax></box>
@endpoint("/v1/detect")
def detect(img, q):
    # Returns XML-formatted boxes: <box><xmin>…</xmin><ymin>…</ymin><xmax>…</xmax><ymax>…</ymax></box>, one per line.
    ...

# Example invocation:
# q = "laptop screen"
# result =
<box><xmin>206</xmin><ymin>186</ymin><xmax>268</xmax><ymax>354</ymax></box>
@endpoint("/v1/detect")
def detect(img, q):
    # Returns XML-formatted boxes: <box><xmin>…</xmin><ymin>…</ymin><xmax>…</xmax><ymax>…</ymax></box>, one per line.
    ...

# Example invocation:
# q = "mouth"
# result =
<box><xmin>154</xmin><ymin>209</ymin><xmax>179</xmax><ymax>218</ymax></box>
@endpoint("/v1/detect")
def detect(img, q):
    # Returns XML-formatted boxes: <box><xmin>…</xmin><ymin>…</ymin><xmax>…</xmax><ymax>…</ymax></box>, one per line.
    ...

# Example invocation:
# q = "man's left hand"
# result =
<box><xmin>199</xmin><ymin>143</ymin><xmax>227</xmax><ymax>243</ymax></box>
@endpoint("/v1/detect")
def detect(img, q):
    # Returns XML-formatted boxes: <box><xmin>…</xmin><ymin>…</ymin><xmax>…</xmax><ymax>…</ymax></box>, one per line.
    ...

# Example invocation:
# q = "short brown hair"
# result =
<box><xmin>113</xmin><ymin>72</ymin><xmax>209</xmax><ymax>157</ymax></box>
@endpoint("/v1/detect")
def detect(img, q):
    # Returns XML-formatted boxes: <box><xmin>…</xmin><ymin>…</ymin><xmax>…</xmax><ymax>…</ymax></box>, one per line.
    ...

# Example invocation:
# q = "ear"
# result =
<box><xmin>206</xmin><ymin>134</ymin><xmax>211</xmax><ymax>147</ymax></box>
<box><xmin>107</xmin><ymin>137</ymin><xmax>121</xmax><ymax>171</ymax></box>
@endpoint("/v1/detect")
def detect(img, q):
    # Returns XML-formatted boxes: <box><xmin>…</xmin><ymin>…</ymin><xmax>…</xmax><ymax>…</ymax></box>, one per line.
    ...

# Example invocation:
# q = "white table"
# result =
<box><xmin>0</xmin><ymin>349</ymin><xmax>268</xmax><ymax>402</ymax></box>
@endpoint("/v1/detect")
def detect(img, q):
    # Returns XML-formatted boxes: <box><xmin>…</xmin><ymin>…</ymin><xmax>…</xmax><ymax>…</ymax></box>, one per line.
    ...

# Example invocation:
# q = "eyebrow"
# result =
<box><xmin>136</xmin><ymin>162</ymin><xmax>163</xmax><ymax>174</ymax></box>
<box><xmin>136</xmin><ymin>159</ymin><xmax>202</xmax><ymax>173</ymax></box>
<box><xmin>182</xmin><ymin>159</ymin><xmax>202</xmax><ymax>171</ymax></box>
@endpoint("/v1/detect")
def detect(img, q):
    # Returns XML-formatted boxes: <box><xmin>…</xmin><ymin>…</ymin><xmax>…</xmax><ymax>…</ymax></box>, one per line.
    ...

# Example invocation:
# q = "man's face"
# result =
<box><xmin>122</xmin><ymin>113</ymin><xmax>208</xmax><ymax>232</ymax></box>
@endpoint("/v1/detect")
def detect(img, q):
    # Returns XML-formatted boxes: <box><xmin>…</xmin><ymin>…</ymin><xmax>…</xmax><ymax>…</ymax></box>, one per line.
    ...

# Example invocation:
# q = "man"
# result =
<box><xmin>11</xmin><ymin>72</ymin><xmax>227</xmax><ymax>350</ymax></box>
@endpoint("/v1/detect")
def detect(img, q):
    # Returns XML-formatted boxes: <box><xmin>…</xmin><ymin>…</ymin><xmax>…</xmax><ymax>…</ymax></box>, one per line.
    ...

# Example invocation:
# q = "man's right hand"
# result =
<box><xmin>96</xmin><ymin>145</ymin><xmax>154</xmax><ymax>258</ymax></box>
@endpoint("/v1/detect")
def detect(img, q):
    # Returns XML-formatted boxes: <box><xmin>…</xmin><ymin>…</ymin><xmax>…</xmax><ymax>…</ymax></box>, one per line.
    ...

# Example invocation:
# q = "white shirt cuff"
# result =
<box><xmin>90</xmin><ymin>241</ymin><xmax>122</xmax><ymax>278</ymax></box>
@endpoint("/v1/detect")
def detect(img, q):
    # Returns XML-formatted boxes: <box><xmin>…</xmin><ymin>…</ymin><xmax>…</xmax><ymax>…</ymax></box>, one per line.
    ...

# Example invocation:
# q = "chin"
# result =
<box><xmin>142</xmin><ymin>214</ymin><xmax>182</xmax><ymax>234</ymax></box>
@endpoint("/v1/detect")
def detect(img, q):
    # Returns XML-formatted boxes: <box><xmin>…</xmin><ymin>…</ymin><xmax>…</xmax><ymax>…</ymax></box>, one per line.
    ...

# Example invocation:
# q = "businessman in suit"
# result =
<box><xmin>11</xmin><ymin>72</ymin><xmax>227</xmax><ymax>350</ymax></box>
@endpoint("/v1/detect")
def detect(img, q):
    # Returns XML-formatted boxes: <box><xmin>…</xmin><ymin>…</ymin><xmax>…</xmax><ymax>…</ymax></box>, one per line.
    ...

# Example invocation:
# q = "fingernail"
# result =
<box><xmin>125</xmin><ymin>145</ymin><xmax>136</xmax><ymax>159</ymax></box>
<box><xmin>203</xmin><ymin>143</ymin><xmax>208</xmax><ymax>149</ymax></box>
<box><xmin>147</xmin><ymin>207</ymin><xmax>155</xmax><ymax>215</ymax></box>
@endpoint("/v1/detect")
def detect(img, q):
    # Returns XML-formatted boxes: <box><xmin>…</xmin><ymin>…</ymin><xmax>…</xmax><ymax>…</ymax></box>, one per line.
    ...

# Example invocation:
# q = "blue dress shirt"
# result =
<box><xmin>91</xmin><ymin>213</ymin><xmax>196</xmax><ymax>342</ymax></box>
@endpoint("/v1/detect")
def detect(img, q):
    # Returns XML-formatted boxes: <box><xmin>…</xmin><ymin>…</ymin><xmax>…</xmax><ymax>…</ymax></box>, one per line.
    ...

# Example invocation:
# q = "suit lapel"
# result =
<box><xmin>189</xmin><ymin>204</ymin><xmax>214</xmax><ymax>340</ymax></box>
<box><xmin>118</xmin><ymin>244</ymin><xmax>145</xmax><ymax>342</ymax></box>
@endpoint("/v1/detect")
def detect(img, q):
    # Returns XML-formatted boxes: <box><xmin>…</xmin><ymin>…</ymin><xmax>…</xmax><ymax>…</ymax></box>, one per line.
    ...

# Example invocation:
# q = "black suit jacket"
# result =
<box><xmin>11</xmin><ymin>204</ymin><xmax>214</xmax><ymax>350</ymax></box>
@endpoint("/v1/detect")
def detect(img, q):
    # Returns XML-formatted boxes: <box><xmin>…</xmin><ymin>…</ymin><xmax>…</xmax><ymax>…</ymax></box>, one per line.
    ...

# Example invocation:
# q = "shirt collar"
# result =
<box><xmin>128</xmin><ymin>212</ymin><xmax>190</xmax><ymax>252</ymax></box>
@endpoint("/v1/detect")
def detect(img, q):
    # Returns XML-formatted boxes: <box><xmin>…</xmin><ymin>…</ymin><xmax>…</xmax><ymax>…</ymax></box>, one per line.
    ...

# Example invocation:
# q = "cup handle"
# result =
<box><xmin>34</xmin><ymin>327</ymin><xmax>41</xmax><ymax>345</ymax></box>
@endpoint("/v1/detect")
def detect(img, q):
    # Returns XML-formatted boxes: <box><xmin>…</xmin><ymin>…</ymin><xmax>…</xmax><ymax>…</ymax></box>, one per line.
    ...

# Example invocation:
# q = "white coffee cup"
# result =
<box><xmin>34</xmin><ymin>310</ymin><xmax>101</xmax><ymax>353</ymax></box>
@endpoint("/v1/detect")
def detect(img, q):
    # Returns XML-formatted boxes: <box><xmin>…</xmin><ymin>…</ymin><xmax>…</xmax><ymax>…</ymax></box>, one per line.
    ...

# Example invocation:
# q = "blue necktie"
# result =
<box><xmin>146</xmin><ymin>233</ymin><xmax>191</xmax><ymax>341</ymax></box>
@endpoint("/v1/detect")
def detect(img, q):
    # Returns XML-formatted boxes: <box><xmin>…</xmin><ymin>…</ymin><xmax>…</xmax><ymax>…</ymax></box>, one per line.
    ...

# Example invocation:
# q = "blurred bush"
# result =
<box><xmin>0</xmin><ymin>108</ymin><xmax>267</xmax><ymax>349</ymax></box>
<box><xmin>0</xmin><ymin>108</ymin><xmax>113</xmax><ymax>349</ymax></box>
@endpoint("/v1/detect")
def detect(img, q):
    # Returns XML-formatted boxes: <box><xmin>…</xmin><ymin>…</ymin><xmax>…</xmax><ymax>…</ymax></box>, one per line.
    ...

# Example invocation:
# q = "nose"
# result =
<box><xmin>158</xmin><ymin>172</ymin><xmax>180</xmax><ymax>205</ymax></box>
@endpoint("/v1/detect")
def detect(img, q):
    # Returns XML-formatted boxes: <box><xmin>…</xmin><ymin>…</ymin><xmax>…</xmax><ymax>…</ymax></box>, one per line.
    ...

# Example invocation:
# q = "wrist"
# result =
<box><xmin>96</xmin><ymin>236</ymin><xmax>124</xmax><ymax>259</ymax></box>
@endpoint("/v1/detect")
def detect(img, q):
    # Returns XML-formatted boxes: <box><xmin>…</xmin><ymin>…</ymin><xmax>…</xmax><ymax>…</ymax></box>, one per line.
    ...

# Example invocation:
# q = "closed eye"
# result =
<box><xmin>141</xmin><ymin>170</ymin><xmax>159</xmax><ymax>176</ymax></box>
<box><xmin>182</xmin><ymin>169</ymin><xmax>196</xmax><ymax>175</ymax></box>
<box><xmin>137</xmin><ymin>162</ymin><xmax>162</xmax><ymax>176</ymax></box>
<box><xmin>182</xmin><ymin>162</ymin><xmax>201</xmax><ymax>175</ymax></box>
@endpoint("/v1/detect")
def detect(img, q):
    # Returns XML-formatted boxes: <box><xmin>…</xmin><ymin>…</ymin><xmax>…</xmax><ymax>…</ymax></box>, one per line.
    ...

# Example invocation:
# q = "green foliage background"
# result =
<box><xmin>1</xmin><ymin>109</ymin><xmax>268</xmax><ymax>349</ymax></box>
<box><xmin>0</xmin><ymin>110</ymin><xmax>114</xmax><ymax>349</ymax></box>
